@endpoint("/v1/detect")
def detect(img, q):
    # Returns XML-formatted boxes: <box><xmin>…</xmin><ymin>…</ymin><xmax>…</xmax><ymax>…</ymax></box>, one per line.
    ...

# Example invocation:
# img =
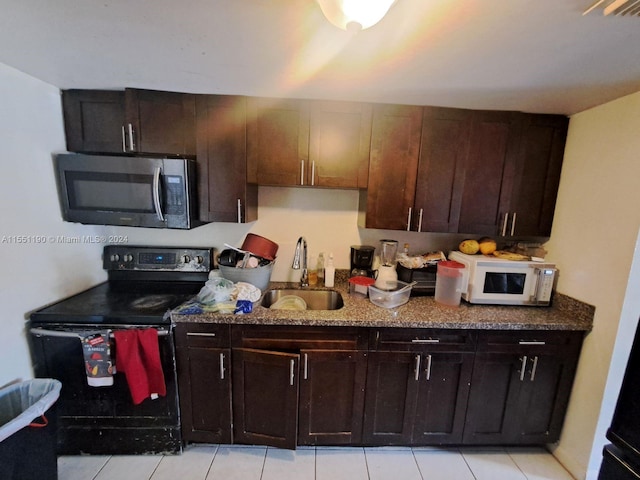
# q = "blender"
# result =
<box><xmin>375</xmin><ymin>239</ymin><xmax>399</xmax><ymax>288</ymax></box>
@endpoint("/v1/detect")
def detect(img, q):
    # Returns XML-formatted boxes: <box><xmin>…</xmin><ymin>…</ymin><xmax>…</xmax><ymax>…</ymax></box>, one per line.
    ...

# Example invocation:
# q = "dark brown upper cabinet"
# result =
<box><xmin>196</xmin><ymin>95</ymin><xmax>257</xmax><ymax>223</ymax></box>
<box><xmin>308</xmin><ymin>100</ymin><xmax>372</xmax><ymax>188</ymax></box>
<box><xmin>246</xmin><ymin>98</ymin><xmax>372</xmax><ymax>188</ymax></box>
<box><xmin>362</xmin><ymin>104</ymin><xmax>423</xmax><ymax>230</ymax></box>
<box><xmin>62</xmin><ymin>88</ymin><xmax>196</xmax><ymax>156</ymax></box>
<box><xmin>62</xmin><ymin>90</ymin><xmax>126</xmax><ymax>153</ymax></box>
<box><xmin>455</xmin><ymin>110</ymin><xmax>523</xmax><ymax>235</ymax></box>
<box><xmin>246</xmin><ymin>98</ymin><xmax>310</xmax><ymax>186</ymax></box>
<box><xmin>506</xmin><ymin>114</ymin><xmax>568</xmax><ymax>237</ymax></box>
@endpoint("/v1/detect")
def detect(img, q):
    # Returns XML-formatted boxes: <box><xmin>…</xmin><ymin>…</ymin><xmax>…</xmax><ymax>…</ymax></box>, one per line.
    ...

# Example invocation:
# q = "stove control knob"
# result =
<box><xmin>181</xmin><ymin>255</ymin><xmax>191</xmax><ymax>264</ymax></box>
<box><xmin>124</xmin><ymin>254</ymin><xmax>133</xmax><ymax>262</ymax></box>
<box><xmin>195</xmin><ymin>255</ymin><xmax>204</xmax><ymax>264</ymax></box>
<box><xmin>110</xmin><ymin>254</ymin><xmax>120</xmax><ymax>262</ymax></box>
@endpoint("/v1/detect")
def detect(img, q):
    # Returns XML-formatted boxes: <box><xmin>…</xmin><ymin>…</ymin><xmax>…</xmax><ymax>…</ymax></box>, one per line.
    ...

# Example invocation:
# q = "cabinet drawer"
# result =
<box><xmin>371</xmin><ymin>328</ymin><xmax>476</xmax><ymax>352</ymax></box>
<box><xmin>232</xmin><ymin>325</ymin><xmax>367</xmax><ymax>350</ymax></box>
<box><xmin>476</xmin><ymin>330</ymin><xmax>583</xmax><ymax>353</ymax></box>
<box><xmin>175</xmin><ymin>323</ymin><xmax>230</xmax><ymax>348</ymax></box>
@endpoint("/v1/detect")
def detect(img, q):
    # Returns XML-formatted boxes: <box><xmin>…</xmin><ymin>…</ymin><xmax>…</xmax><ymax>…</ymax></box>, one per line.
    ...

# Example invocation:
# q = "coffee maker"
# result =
<box><xmin>350</xmin><ymin>245</ymin><xmax>375</xmax><ymax>277</ymax></box>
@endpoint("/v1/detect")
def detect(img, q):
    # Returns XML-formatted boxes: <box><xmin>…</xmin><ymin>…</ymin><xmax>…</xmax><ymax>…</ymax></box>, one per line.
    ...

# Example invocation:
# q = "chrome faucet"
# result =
<box><xmin>292</xmin><ymin>236</ymin><xmax>308</xmax><ymax>287</ymax></box>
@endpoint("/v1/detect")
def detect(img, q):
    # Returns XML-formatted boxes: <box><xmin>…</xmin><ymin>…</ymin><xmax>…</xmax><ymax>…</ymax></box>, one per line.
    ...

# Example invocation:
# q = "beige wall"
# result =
<box><xmin>545</xmin><ymin>91</ymin><xmax>640</xmax><ymax>479</ymax></box>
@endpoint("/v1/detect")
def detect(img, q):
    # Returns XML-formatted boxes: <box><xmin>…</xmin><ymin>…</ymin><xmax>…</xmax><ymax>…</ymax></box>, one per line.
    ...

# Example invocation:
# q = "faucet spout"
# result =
<box><xmin>292</xmin><ymin>236</ymin><xmax>309</xmax><ymax>287</ymax></box>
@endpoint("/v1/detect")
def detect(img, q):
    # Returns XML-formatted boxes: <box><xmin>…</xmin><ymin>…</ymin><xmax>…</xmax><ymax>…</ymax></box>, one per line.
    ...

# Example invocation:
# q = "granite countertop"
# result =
<box><xmin>171</xmin><ymin>271</ymin><xmax>594</xmax><ymax>331</ymax></box>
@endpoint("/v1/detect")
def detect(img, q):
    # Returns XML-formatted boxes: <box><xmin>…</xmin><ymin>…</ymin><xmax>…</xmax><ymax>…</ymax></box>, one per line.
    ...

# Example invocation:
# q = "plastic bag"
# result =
<box><xmin>0</xmin><ymin>379</ymin><xmax>61</xmax><ymax>443</ymax></box>
<box><xmin>196</xmin><ymin>277</ymin><xmax>235</xmax><ymax>304</ymax></box>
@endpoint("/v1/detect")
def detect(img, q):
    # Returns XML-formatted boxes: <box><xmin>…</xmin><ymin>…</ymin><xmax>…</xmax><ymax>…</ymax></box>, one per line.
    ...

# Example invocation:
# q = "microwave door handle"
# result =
<box><xmin>152</xmin><ymin>166</ymin><xmax>165</xmax><ymax>222</ymax></box>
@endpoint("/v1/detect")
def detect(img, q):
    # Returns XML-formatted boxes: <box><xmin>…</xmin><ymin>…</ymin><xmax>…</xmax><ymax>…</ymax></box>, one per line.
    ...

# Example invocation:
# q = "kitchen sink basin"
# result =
<box><xmin>261</xmin><ymin>289</ymin><xmax>344</xmax><ymax>311</ymax></box>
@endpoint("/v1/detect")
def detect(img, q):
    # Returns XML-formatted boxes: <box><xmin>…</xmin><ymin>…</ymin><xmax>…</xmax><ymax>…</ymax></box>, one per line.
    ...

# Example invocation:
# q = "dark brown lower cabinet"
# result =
<box><xmin>462</xmin><ymin>330</ymin><xmax>583</xmax><ymax>444</ymax></box>
<box><xmin>232</xmin><ymin>344</ymin><xmax>367</xmax><ymax>449</ymax></box>
<box><xmin>362</xmin><ymin>351</ymin><xmax>473</xmax><ymax>445</ymax></box>
<box><xmin>175</xmin><ymin>324</ymin><xmax>232</xmax><ymax>444</ymax></box>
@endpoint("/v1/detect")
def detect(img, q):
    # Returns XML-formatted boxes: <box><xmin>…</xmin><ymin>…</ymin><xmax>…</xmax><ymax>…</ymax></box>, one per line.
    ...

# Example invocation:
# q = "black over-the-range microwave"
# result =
<box><xmin>55</xmin><ymin>153</ymin><xmax>202</xmax><ymax>229</ymax></box>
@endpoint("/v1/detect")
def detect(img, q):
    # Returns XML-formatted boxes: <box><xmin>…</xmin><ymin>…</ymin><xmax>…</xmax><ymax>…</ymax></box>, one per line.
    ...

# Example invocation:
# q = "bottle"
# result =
<box><xmin>308</xmin><ymin>254</ymin><xmax>318</xmax><ymax>286</ymax></box>
<box><xmin>324</xmin><ymin>253</ymin><xmax>335</xmax><ymax>288</ymax></box>
<box><xmin>317</xmin><ymin>252</ymin><xmax>325</xmax><ymax>284</ymax></box>
<box><xmin>403</xmin><ymin>243</ymin><xmax>410</xmax><ymax>255</ymax></box>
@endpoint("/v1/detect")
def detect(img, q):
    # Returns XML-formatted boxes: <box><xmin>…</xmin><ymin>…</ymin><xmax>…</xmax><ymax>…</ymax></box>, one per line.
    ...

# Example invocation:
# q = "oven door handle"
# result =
<box><xmin>30</xmin><ymin>327</ymin><xmax>171</xmax><ymax>338</ymax></box>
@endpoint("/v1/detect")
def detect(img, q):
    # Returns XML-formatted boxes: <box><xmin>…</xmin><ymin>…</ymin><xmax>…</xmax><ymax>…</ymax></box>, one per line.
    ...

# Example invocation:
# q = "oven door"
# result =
<box><xmin>29</xmin><ymin>323</ymin><xmax>181</xmax><ymax>454</ymax></box>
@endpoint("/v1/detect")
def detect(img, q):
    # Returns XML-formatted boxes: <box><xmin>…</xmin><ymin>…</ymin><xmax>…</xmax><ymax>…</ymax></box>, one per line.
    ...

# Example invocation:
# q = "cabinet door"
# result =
<box><xmin>176</xmin><ymin>346</ymin><xmax>232</xmax><ymax>443</ymax></box>
<box><xmin>508</xmin><ymin>114</ymin><xmax>568</xmax><ymax>237</ymax></box>
<box><xmin>196</xmin><ymin>95</ymin><xmax>257</xmax><ymax>223</ymax></box>
<box><xmin>414</xmin><ymin>107</ymin><xmax>472</xmax><ymax>232</ymax></box>
<box><xmin>298</xmin><ymin>350</ymin><xmax>367</xmax><ymax>446</ymax></box>
<box><xmin>462</xmin><ymin>352</ymin><xmax>523</xmax><ymax>444</ymax></box>
<box><xmin>62</xmin><ymin>90</ymin><xmax>126</xmax><ymax>153</ymax></box>
<box><xmin>456</xmin><ymin>111</ymin><xmax>522</xmax><ymax>235</ymax></box>
<box><xmin>232</xmin><ymin>348</ymin><xmax>299</xmax><ymax>450</ymax></box>
<box><xmin>362</xmin><ymin>351</ymin><xmax>419</xmax><ymax>445</ymax></box>
<box><xmin>514</xmin><ymin>351</ymin><xmax>580</xmax><ymax>443</ymax></box>
<box><xmin>246</xmin><ymin>98</ymin><xmax>310</xmax><ymax>186</ymax></box>
<box><xmin>364</xmin><ymin>104</ymin><xmax>422</xmax><ymax>230</ymax></box>
<box><xmin>413</xmin><ymin>352</ymin><xmax>473</xmax><ymax>444</ymax></box>
<box><xmin>308</xmin><ymin>101</ymin><xmax>372</xmax><ymax>188</ymax></box>
<box><xmin>125</xmin><ymin>88</ymin><xmax>197</xmax><ymax>156</ymax></box>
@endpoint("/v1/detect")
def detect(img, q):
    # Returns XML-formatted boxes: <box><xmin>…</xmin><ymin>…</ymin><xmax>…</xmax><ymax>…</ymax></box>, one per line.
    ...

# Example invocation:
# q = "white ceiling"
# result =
<box><xmin>1</xmin><ymin>0</ymin><xmax>640</xmax><ymax>116</ymax></box>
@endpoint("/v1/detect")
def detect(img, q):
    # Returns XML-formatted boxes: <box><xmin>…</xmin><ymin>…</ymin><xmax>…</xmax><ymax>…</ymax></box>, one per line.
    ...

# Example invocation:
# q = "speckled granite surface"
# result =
<box><xmin>172</xmin><ymin>270</ymin><xmax>594</xmax><ymax>331</ymax></box>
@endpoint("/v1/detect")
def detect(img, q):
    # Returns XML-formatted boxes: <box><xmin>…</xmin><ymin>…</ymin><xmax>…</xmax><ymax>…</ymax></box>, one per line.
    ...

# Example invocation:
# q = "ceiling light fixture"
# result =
<box><xmin>315</xmin><ymin>0</ymin><xmax>397</xmax><ymax>31</ymax></box>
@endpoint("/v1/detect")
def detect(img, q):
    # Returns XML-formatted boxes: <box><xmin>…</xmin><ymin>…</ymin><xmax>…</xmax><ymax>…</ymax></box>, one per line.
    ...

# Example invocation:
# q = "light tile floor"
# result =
<box><xmin>57</xmin><ymin>444</ymin><xmax>576</xmax><ymax>480</ymax></box>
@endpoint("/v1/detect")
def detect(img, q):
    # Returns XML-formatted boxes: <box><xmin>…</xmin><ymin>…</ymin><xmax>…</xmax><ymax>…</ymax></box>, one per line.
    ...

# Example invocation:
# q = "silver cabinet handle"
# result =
<box><xmin>290</xmin><ymin>359</ymin><xmax>295</xmax><ymax>386</ymax></box>
<box><xmin>425</xmin><ymin>354</ymin><xmax>432</xmax><ymax>381</ymax></box>
<box><xmin>152</xmin><ymin>166</ymin><xmax>165</xmax><ymax>222</ymax></box>
<box><xmin>186</xmin><ymin>332</ymin><xmax>216</xmax><ymax>337</ymax></box>
<box><xmin>219</xmin><ymin>352</ymin><xmax>225</xmax><ymax>380</ymax></box>
<box><xmin>530</xmin><ymin>356</ymin><xmax>539</xmax><ymax>382</ymax></box>
<box><xmin>414</xmin><ymin>355</ymin><xmax>421</xmax><ymax>381</ymax></box>
<box><xmin>121</xmin><ymin>126</ymin><xmax>127</xmax><ymax>152</ymax></box>
<box><xmin>501</xmin><ymin>212</ymin><xmax>509</xmax><ymax>236</ymax></box>
<box><xmin>518</xmin><ymin>340</ymin><xmax>546</xmax><ymax>345</ymax></box>
<box><xmin>303</xmin><ymin>353</ymin><xmax>308</xmax><ymax>380</ymax></box>
<box><xmin>127</xmin><ymin>123</ymin><xmax>136</xmax><ymax>151</ymax></box>
<box><xmin>300</xmin><ymin>160</ymin><xmax>305</xmax><ymax>185</ymax></box>
<box><xmin>519</xmin><ymin>356</ymin><xmax>528</xmax><ymax>381</ymax></box>
<box><xmin>510</xmin><ymin>212</ymin><xmax>517</xmax><ymax>236</ymax></box>
<box><xmin>237</xmin><ymin>199</ymin><xmax>242</xmax><ymax>223</ymax></box>
<box><xmin>417</xmin><ymin>208</ymin><xmax>423</xmax><ymax>232</ymax></box>
<box><xmin>407</xmin><ymin>207</ymin><xmax>412</xmax><ymax>231</ymax></box>
<box><xmin>412</xmin><ymin>338</ymin><xmax>440</xmax><ymax>344</ymax></box>
<box><xmin>311</xmin><ymin>161</ymin><xmax>315</xmax><ymax>186</ymax></box>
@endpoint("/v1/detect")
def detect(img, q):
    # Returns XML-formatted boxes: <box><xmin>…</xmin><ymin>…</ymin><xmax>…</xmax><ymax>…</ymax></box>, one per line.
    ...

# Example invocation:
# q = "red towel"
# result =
<box><xmin>114</xmin><ymin>329</ymin><xmax>166</xmax><ymax>405</ymax></box>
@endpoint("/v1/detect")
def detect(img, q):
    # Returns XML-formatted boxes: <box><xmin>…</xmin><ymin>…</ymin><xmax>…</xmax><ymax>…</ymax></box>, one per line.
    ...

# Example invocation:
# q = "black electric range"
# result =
<box><xmin>28</xmin><ymin>245</ymin><xmax>212</xmax><ymax>455</ymax></box>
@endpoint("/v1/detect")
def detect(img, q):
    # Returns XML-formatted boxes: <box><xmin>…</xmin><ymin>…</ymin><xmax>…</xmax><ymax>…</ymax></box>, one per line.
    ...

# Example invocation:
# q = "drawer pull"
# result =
<box><xmin>518</xmin><ymin>340</ymin><xmax>545</xmax><ymax>345</ymax></box>
<box><xmin>519</xmin><ymin>356</ymin><xmax>528</xmax><ymax>381</ymax></box>
<box><xmin>530</xmin><ymin>356</ymin><xmax>539</xmax><ymax>382</ymax></box>
<box><xmin>290</xmin><ymin>359</ymin><xmax>295</xmax><ymax>386</ymax></box>
<box><xmin>187</xmin><ymin>332</ymin><xmax>217</xmax><ymax>337</ymax></box>
<box><xmin>219</xmin><ymin>353</ymin><xmax>225</xmax><ymax>380</ymax></box>
<box><xmin>412</xmin><ymin>339</ymin><xmax>440</xmax><ymax>344</ymax></box>
<box><xmin>304</xmin><ymin>353</ymin><xmax>308</xmax><ymax>380</ymax></box>
<box><xmin>425</xmin><ymin>354</ymin><xmax>432</xmax><ymax>381</ymax></box>
<box><xmin>414</xmin><ymin>355</ymin><xmax>421</xmax><ymax>381</ymax></box>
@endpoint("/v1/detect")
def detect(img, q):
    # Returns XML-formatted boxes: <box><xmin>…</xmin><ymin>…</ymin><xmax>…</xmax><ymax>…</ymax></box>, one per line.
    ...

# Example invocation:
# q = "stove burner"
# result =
<box><xmin>129</xmin><ymin>295</ymin><xmax>177</xmax><ymax>311</ymax></box>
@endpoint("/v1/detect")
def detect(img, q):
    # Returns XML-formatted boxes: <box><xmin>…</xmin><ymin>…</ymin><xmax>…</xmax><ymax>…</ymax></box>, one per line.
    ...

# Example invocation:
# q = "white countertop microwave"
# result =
<box><xmin>447</xmin><ymin>251</ymin><xmax>557</xmax><ymax>306</ymax></box>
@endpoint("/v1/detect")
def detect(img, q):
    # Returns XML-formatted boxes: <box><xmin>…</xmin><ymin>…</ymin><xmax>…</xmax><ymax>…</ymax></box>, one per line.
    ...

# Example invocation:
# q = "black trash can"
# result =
<box><xmin>0</xmin><ymin>379</ymin><xmax>61</xmax><ymax>480</ymax></box>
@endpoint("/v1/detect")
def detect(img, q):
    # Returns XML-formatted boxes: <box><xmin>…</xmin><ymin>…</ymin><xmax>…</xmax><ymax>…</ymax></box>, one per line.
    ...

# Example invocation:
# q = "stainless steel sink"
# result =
<box><xmin>261</xmin><ymin>289</ymin><xmax>344</xmax><ymax>311</ymax></box>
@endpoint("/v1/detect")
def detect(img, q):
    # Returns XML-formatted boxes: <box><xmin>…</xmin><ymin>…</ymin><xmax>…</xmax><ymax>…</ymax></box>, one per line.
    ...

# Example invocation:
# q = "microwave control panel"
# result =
<box><xmin>535</xmin><ymin>268</ymin><xmax>556</xmax><ymax>303</ymax></box>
